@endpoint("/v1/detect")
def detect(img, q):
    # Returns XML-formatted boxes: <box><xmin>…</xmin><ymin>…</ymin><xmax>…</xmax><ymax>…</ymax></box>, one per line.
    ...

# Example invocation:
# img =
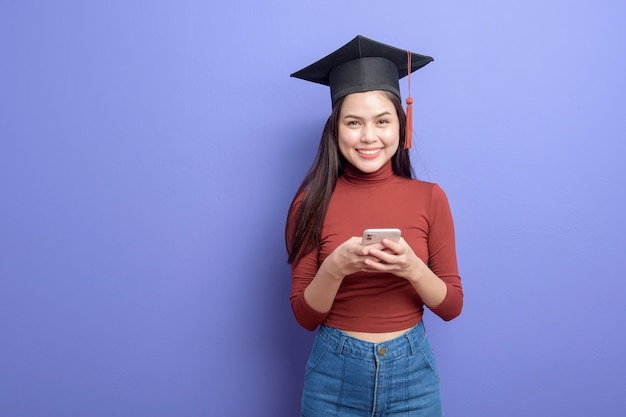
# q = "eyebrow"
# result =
<box><xmin>342</xmin><ymin>111</ymin><xmax>393</xmax><ymax>120</ymax></box>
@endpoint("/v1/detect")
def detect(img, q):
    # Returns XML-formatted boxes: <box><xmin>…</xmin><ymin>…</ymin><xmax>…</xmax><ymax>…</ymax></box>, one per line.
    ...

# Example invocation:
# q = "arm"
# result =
<box><xmin>287</xmin><ymin>193</ymin><xmax>381</xmax><ymax>330</ymax></box>
<box><xmin>426</xmin><ymin>184</ymin><xmax>463</xmax><ymax>320</ymax></box>
<box><xmin>289</xmin><ymin>247</ymin><xmax>342</xmax><ymax>331</ymax></box>
<box><xmin>290</xmin><ymin>236</ymin><xmax>385</xmax><ymax>330</ymax></box>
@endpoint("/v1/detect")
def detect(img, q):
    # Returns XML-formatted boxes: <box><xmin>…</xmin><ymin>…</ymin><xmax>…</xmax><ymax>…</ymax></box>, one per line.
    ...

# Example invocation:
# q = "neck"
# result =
<box><xmin>341</xmin><ymin>160</ymin><xmax>394</xmax><ymax>186</ymax></box>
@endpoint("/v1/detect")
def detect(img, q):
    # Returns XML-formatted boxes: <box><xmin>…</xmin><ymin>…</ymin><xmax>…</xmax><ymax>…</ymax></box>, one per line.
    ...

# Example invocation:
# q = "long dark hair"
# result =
<box><xmin>285</xmin><ymin>91</ymin><xmax>414</xmax><ymax>265</ymax></box>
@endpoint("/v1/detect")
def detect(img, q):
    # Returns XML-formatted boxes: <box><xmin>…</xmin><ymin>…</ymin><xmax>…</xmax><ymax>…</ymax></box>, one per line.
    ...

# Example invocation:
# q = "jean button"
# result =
<box><xmin>378</xmin><ymin>346</ymin><xmax>388</xmax><ymax>357</ymax></box>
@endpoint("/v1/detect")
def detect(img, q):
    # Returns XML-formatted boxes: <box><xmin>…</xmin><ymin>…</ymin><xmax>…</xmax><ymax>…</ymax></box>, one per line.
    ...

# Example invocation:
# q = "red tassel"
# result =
<box><xmin>404</xmin><ymin>50</ymin><xmax>413</xmax><ymax>149</ymax></box>
<box><xmin>405</xmin><ymin>97</ymin><xmax>413</xmax><ymax>149</ymax></box>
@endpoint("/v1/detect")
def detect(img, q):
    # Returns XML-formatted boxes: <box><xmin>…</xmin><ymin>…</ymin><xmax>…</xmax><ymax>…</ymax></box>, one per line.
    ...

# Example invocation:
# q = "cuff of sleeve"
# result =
<box><xmin>291</xmin><ymin>295</ymin><xmax>329</xmax><ymax>331</ymax></box>
<box><xmin>429</xmin><ymin>282</ymin><xmax>463</xmax><ymax>321</ymax></box>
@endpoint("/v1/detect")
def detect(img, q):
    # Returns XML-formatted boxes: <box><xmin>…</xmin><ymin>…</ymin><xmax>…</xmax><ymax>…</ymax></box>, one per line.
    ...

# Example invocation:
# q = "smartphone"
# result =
<box><xmin>361</xmin><ymin>228</ymin><xmax>401</xmax><ymax>245</ymax></box>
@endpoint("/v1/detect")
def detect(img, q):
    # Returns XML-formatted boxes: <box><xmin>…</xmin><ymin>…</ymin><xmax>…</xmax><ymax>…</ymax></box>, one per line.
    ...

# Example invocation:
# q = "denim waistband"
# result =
<box><xmin>317</xmin><ymin>321</ymin><xmax>426</xmax><ymax>361</ymax></box>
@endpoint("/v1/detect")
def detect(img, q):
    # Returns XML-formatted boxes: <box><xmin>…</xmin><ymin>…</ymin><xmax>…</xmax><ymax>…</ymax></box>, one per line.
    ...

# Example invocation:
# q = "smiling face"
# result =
<box><xmin>337</xmin><ymin>90</ymin><xmax>400</xmax><ymax>174</ymax></box>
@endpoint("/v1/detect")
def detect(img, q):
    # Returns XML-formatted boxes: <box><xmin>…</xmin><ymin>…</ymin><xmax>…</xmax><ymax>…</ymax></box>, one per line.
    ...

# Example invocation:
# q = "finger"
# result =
<box><xmin>359</xmin><ymin>243</ymin><xmax>385</xmax><ymax>255</ymax></box>
<box><xmin>380</xmin><ymin>238</ymin><xmax>403</xmax><ymax>253</ymax></box>
<box><xmin>362</xmin><ymin>258</ymin><xmax>392</xmax><ymax>272</ymax></box>
<box><xmin>368</xmin><ymin>247</ymin><xmax>396</xmax><ymax>263</ymax></box>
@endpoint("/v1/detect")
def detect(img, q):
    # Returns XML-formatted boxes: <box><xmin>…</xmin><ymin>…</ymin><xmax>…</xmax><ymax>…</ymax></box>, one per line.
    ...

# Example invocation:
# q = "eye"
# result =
<box><xmin>346</xmin><ymin>120</ymin><xmax>361</xmax><ymax>126</ymax></box>
<box><xmin>377</xmin><ymin>119</ymin><xmax>390</xmax><ymax>125</ymax></box>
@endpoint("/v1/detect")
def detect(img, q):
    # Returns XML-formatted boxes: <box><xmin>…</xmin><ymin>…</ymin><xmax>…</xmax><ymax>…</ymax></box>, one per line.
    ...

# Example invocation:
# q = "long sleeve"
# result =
<box><xmin>287</xmin><ymin>195</ymin><xmax>329</xmax><ymax>331</ymax></box>
<box><xmin>290</xmin><ymin>248</ymin><xmax>329</xmax><ymax>331</ymax></box>
<box><xmin>427</xmin><ymin>184</ymin><xmax>463</xmax><ymax>321</ymax></box>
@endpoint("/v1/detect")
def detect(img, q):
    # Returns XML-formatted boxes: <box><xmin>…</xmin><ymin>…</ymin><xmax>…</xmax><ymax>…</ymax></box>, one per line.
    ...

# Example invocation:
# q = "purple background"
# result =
<box><xmin>1</xmin><ymin>1</ymin><xmax>625</xmax><ymax>416</ymax></box>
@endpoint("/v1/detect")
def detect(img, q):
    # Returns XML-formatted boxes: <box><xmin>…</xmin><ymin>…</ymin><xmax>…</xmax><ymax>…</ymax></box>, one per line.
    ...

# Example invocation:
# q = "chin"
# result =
<box><xmin>354</xmin><ymin>162</ymin><xmax>384</xmax><ymax>173</ymax></box>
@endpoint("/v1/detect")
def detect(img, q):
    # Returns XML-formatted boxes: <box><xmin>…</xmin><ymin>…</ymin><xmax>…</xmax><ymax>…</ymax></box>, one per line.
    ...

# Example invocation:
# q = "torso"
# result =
<box><xmin>289</xmin><ymin>160</ymin><xmax>461</xmax><ymax>332</ymax></box>
<box><xmin>316</xmin><ymin>162</ymin><xmax>432</xmax><ymax>332</ymax></box>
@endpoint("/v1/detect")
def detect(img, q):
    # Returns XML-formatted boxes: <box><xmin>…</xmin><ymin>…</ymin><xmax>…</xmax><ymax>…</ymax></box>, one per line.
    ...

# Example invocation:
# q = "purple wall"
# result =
<box><xmin>1</xmin><ymin>1</ymin><xmax>625</xmax><ymax>416</ymax></box>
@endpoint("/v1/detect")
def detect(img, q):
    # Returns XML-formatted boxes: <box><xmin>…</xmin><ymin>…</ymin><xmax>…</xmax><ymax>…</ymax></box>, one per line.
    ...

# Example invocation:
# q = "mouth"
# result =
<box><xmin>357</xmin><ymin>148</ymin><xmax>382</xmax><ymax>156</ymax></box>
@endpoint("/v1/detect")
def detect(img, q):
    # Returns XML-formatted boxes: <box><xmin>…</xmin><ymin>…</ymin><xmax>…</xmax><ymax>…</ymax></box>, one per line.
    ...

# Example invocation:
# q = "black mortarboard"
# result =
<box><xmin>290</xmin><ymin>35</ymin><xmax>434</xmax><ymax>148</ymax></box>
<box><xmin>290</xmin><ymin>35</ymin><xmax>433</xmax><ymax>104</ymax></box>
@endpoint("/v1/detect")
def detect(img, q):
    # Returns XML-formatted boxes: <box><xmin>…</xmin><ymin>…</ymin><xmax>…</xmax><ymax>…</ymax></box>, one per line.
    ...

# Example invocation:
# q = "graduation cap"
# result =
<box><xmin>291</xmin><ymin>35</ymin><xmax>434</xmax><ymax>148</ymax></box>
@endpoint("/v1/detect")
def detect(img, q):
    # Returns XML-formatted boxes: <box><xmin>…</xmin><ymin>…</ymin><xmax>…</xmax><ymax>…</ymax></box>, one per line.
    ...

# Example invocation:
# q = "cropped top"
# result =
<box><xmin>288</xmin><ymin>161</ymin><xmax>463</xmax><ymax>332</ymax></box>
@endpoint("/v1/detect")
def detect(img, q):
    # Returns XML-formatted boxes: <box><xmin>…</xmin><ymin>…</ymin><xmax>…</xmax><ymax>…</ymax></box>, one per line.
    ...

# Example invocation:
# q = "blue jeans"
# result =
<box><xmin>301</xmin><ymin>321</ymin><xmax>443</xmax><ymax>417</ymax></box>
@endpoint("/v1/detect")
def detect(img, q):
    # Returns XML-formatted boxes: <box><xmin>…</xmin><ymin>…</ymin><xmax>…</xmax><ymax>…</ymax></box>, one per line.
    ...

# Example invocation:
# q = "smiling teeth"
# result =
<box><xmin>358</xmin><ymin>149</ymin><xmax>380</xmax><ymax>155</ymax></box>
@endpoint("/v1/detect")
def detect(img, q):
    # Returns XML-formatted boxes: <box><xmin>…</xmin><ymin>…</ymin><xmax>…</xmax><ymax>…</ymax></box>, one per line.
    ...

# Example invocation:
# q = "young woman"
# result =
<box><xmin>286</xmin><ymin>35</ymin><xmax>463</xmax><ymax>417</ymax></box>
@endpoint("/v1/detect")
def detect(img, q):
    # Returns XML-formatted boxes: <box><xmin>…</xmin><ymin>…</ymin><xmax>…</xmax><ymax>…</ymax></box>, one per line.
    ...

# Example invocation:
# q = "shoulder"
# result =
<box><xmin>287</xmin><ymin>189</ymin><xmax>308</xmax><ymax>226</ymax></box>
<box><xmin>290</xmin><ymin>188</ymin><xmax>308</xmax><ymax>208</ymax></box>
<box><xmin>395</xmin><ymin>178</ymin><xmax>451</xmax><ymax>208</ymax></box>
<box><xmin>396</xmin><ymin>177</ymin><xmax>446</xmax><ymax>194</ymax></box>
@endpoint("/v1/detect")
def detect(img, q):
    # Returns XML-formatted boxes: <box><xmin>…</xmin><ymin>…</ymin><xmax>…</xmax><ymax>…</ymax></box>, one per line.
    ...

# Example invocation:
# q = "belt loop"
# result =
<box><xmin>405</xmin><ymin>331</ymin><xmax>416</xmax><ymax>356</ymax></box>
<box><xmin>336</xmin><ymin>333</ymin><xmax>346</xmax><ymax>355</ymax></box>
<box><xmin>404</xmin><ymin>332</ymin><xmax>415</xmax><ymax>356</ymax></box>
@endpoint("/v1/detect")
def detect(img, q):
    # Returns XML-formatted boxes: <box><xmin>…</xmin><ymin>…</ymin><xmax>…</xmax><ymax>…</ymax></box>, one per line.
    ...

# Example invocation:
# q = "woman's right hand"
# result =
<box><xmin>302</xmin><ymin>236</ymin><xmax>384</xmax><ymax>315</ymax></box>
<box><xmin>323</xmin><ymin>237</ymin><xmax>384</xmax><ymax>279</ymax></box>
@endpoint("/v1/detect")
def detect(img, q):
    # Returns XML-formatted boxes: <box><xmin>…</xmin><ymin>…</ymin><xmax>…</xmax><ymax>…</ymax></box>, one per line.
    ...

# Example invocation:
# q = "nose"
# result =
<box><xmin>361</xmin><ymin>123</ymin><xmax>377</xmax><ymax>143</ymax></box>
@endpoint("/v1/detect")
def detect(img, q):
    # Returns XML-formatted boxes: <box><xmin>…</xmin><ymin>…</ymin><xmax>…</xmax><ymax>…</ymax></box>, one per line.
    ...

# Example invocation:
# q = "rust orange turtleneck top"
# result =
<box><xmin>289</xmin><ymin>161</ymin><xmax>463</xmax><ymax>332</ymax></box>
